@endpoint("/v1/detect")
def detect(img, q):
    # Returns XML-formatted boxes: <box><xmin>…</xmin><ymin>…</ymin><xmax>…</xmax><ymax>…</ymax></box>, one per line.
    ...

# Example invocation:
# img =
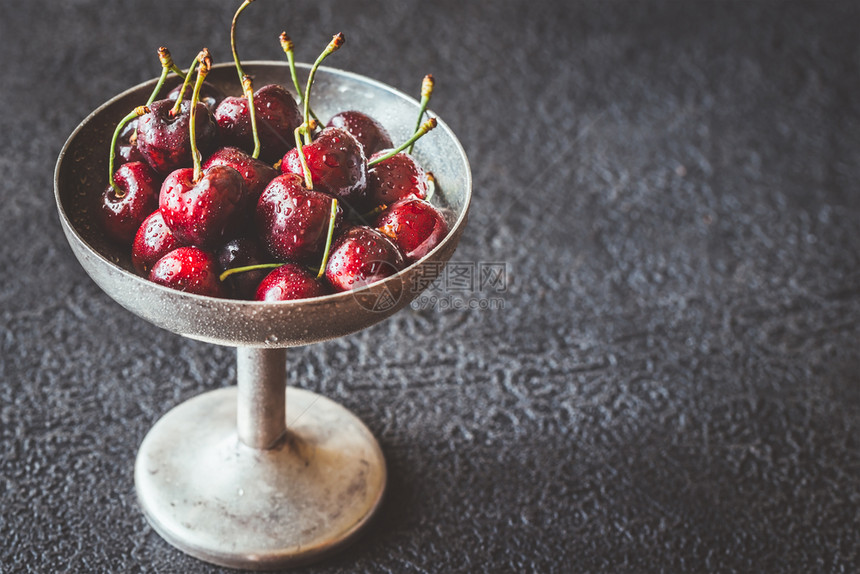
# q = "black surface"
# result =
<box><xmin>2</xmin><ymin>1</ymin><xmax>860</xmax><ymax>572</ymax></box>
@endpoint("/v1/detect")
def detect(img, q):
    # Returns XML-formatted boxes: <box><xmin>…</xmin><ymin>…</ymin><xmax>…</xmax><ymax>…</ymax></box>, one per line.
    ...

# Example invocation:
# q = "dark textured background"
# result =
<box><xmin>2</xmin><ymin>1</ymin><xmax>859</xmax><ymax>572</ymax></box>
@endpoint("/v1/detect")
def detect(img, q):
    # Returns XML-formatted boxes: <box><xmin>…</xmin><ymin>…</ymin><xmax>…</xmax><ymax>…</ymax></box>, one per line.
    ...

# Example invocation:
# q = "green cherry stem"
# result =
<box><xmin>303</xmin><ymin>33</ymin><xmax>344</xmax><ymax>145</ymax></box>
<box><xmin>279</xmin><ymin>32</ymin><xmax>320</xmax><ymax>124</ymax></box>
<box><xmin>368</xmin><ymin>117</ymin><xmax>438</xmax><ymax>167</ymax></box>
<box><xmin>220</xmin><ymin>263</ymin><xmax>284</xmax><ymax>282</ymax></box>
<box><xmin>293</xmin><ymin>125</ymin><xmax>314</xmax><ymax>189</ymax></box>
<box><xmin>408</xmin><ymin>74</ymin><xmax>434</xmax><ymax>154</ymax></box>
<box><xmin>146</xmin><ymin>47</ymin><xmax>184</xmax><ymax>106</ymax></box>
<box><xmin>169</xmin><ymin>56</ymin><xmax>200</xmax><ymax>116</ymax></box>
<box><xmin>230</xmin><ymin>0</ymin><xmax>255</xmax><ymax>83</ymax></box>
<box><xmin>108</xmin><ymin>106</ymin><xmax>149</xmax><ymax>195</ymax></box>
<box><xmin>190</xmin><ymin>49</ymin><xmax>211</xmax><ymax>183</ymax></box>
<box><xmin>230</xmin><ymin>1</ymin><xmax>261</xmax><ymax>158</ymax></box>
<box><xmin>317</xmin><ymin>198</ymin><xmax>338</xmax><ymax>279</ymax></box>
<box><xmin>243</xmin><ymin>75</ymin><xmax>262</xmax><ymax>159</ymax></box>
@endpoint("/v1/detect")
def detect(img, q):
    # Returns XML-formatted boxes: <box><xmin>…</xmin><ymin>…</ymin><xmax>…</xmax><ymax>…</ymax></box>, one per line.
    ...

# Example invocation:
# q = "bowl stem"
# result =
<box><xmin>236</xmin><ymin>347</ymin><xmax>287</xmax><ymax>449</ymax></box>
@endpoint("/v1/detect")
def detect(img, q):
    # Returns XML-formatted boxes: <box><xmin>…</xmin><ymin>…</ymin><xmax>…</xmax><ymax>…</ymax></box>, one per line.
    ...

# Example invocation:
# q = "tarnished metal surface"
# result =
<box><xmin>134</xmin><ymin>386</ymin><xmax>387</xmax><ymax>570</ymax></box>
<box><xmin>54</xmin><ymin>62</ymin><xmax>471</xmax><ymax>348</ymax></box>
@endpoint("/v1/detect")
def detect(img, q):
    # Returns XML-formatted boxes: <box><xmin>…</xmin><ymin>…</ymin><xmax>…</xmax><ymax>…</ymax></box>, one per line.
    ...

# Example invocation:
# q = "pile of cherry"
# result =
<box><xmin>99</xmin><ymin>4</ymin><xmax>448</xmax><ymax>302</ymax></box>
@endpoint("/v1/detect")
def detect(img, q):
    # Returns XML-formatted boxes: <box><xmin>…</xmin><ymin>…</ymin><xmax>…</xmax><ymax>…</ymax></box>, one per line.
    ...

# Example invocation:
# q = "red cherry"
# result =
<box><xmin>375</xmin><ymin>198</ymin><xmax>449</xmax><ymax>263</ymax></box>
<box><xmin>116</xmin><ymin>120</ymin><xmax>146</xmax><ymax>165</ymax></box>
<box><xmin>203</xmin><ymin>147</ymin><xmax>277</xmax><ymax>202</ymax></box>
<box><xmin>281</xmin><ymin>127</ymin><xmax>367</xmax><ymax>202</ymax></box>
<box><xmin>214</xmin><ymin>84</ymin><xmax>302</xmax><ymax>163</ymax></box>
<box><xmin>255</xmin><ymin>173</ymin><xmax>343</xmax><ymax>262</ymax></box>
<box><xmin>159</xmin><ymin>165</ymin><xmax>249</xmax><ymax>247</ymax></box>
<box><xmin>364</xmin><ymin>151</ymin><xmax>430</xmax><ymax>208</ymax></box>
<box><xmin>132</xmin><ymin>210</ymin><xmax>182</xmax><ymax>275</ymax></box>
<box><xmin>326</xmin><ymin>111</ymin><xmax>393</xmax><ymax>157</ymax></box>
<box><xmin>99</xmin><ymin>161</ymin><xmax>160</xmax><ymax>244</ymax></box>
<box><xmin>149</xmin><ymin>246</ymin><xmax>225</xmax><ymax>297</ymax></box>
<box><xmin>255</xmin><ymin>263</ymin><xmax>326</xmax><ymax>301</ymax></box>
<box><xmin>136</xmin><ymin>99</ymin><xmax>219</xmax><ymax>175</ymax></box>
<box><xmin>324</xmin><ymin>225</ymin><xmax>405</xmax><ymax>292</ymax></box>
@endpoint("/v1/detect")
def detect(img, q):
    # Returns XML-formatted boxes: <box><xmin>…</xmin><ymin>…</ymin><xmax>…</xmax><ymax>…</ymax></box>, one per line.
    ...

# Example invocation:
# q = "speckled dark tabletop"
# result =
<box><xmin>2</xmin><ymin>1</ymin><xmax>859</xmax><ymax>572</ymax></box>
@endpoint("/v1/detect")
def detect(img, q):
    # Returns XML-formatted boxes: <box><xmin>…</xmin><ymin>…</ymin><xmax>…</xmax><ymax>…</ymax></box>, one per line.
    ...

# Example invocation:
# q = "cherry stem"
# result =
<box><xmin>303</xmin><ymin>33</ymin><xmax>344</xmax><ymax>145</ymax></box>
<box><xmin>368</xmin><ymin>117</ymin><xmax>438</xmax><ymax>167</ymax></box>
<box><xmin>146</xmin><ymin>47</ymin><xmax>185</xmax><ymax>106</ymax></box>
<box><xmin>243</xmin><ymin>75</ymin><xmax>262</xmax><ymax>159</ymax></box>
<box><xmin>220</xmin><ymin>262</ymin><xmax>283</xmax><ymax>282</ymax></box>
<box><xmin>231</xmin><ymin>0</ymin><xmax>255</xmax><ymax>83</ymax></box>
<box><xmin>408</xmin><ymin>74</ymin><xmax>434</xmax><ymax>154</ymax></box>
<box><xmin>293</xmin><ymin>125</ymin><xmax>314</xmax><ymax>189</ymax></box>
<box><xmin>279</xmin><ymin>32</ymin><xmax>320</xmax><ymax>124</ymax></box>
<box><xmin>170</xmin><ymin>56</ymin><xmax>200</xmax><ymax>116</ymax></box>
<box><xmin>108</xmin><ymin>106</ymin><xmax>149</xmax><ymax>195</ymax></box>
<box><xmin>317</xmin><ymin>198</ymin><xmax>338</xmax><ymax>279</ymax></box>
<box><xmin>190</xmin><ymin>49</ymin><xmax>211</xmax><ymax>183</ymax></box>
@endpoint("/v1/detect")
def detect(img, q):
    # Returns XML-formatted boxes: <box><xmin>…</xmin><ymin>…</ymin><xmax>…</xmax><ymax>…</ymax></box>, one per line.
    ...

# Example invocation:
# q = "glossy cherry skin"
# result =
<box><xmin>324</xmin><ymin>225</ymin><xmax>405</xmax><ymax>292</ymax></box>
<box><xmin>217</xmin><ymin>237</ymin><xmax>272</xmax><ymax>300</ymax></box>
<box><xmin>99</xmin><ymin>161</ymin><xmax>160</xmax><ymax>244</ymax></box>
<box><xmin>203</xmin><ymin>147</ymin><xmax>278</xmax><ymax>202</ymax></box>
<box><xmin>159</xmin><ymin>165</ymin><xmax>249</xmax><ymax>248</ymax></box>
<box><xmin>136</xmin><ymin>99</ymin><xmax>218</xmax><ymax>175</ymax></box>
<box><xmin>149</xmin><ymin>246</ymin><xmax>225</xmax><ymax>297</ymax></box>
<box><xmin>214</xmin><ymin>84</ymin><xmax>302</xmax><ymax>163</ymax></box>
<box><xmin>167</xmin><ymin>80</ymin><xmax>225</xmax><ymax>113</ymax></box>
<box><xmin>255</xmin><ymin>263</ymin><xmax>326</xmax><ymax>302</ymax></box>
<box><xmin>375</xmin><ymin>198</ymin><xmax>449</xmax><ymax>263</ymax></box>
<box><xmin>116</xmin><ymin>120</ymin><xmax>146</xmax><ymax>165</ymax></box>
<box><xmin>364</xmin><ymin>151</ymin><xmax>430</xmax><ymax>208</ymax></box>
<box><xmin>281</xmin><ymin>127</ymin><xmax>367</xmax><ymax>202</ymax></box>
<box><xmin>132</xmin><ymin>210</ymin><xmax>182</xmax><ymax>275</ymax></box>
<box><xmin>256</xmin><ymin>173</ymin><xmax>343</xmax><ymax>263</ymax></box>
<box><xmin>326</xmin><ymin>111</ymin><xmax>392</xmax><ymax>157</ymax></box>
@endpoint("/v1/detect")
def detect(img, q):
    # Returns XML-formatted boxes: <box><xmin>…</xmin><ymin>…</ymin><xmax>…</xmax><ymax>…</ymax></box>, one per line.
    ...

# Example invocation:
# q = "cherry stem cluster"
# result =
<box><xmin>220</xmin><ymin>263</ymin><xmax>283</xmax><ymax>283</ymax></box>
<box><xmin>303</xmin><ymin>33</ymin><xmax>344</xmax><ymax>145</ymax></box>
<box><xmin>368</xmin><ymin>117</ymin><xmax>438</xmax><ymax>167</ymax></box>
<box><xmin>408</xmin><ymin>74</ymin><xmax>434</xmax><ymax>154</ymax></box>
<box><xmin>190</xmin><ymin>49</ymin><xmax>212</xmax><ymax>183</ymax></box>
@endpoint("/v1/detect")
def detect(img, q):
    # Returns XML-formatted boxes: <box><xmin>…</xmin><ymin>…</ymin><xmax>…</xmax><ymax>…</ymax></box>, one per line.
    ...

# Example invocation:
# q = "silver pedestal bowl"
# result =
<box><xmin>54</xmin><ymin>62</ymin><xmax>471</xmax><ymax>570</ymax></box>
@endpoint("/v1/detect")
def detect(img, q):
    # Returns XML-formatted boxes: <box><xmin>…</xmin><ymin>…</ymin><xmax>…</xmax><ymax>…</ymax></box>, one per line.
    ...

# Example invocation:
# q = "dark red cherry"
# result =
<box><xmin>281</xmin><ymin>127</ymin><xmax>367</xmax><ymax>202</ymax></box>
<box><xmin>116</xmin><ymin>120</ymin><xmax>146</xmax><ymax>165</ymax></box>
<box><xmin>324</xmin><ymin>225</ymin><xmax>405</xmax><ymax>292</ymax></box>
<box><xmin>217</xmin><ymin>237</ymin><xmax>272</xmax><ymax>299</ymax></box>
<box><xmin>149</xmin><ymin>246</ymin><xmax>225</xmax><ymax>297</ymax></box>
<box><xmin>99</xmin><ymin>161</ymin><xmax>160</xmax><ymax>244</ymax></box>
<box><xmin>136</xmin><ymin>99</ymin><xmax>218</xmax><ymax>175</ymax></box>
<box><xmin>167</xmin><ymin>80</ymin><xmax>225</xmax><ymax>113</ymax></box>
<box><xmin>132</xmin><ymin>210</ymin><xmax>182</xmax><ymax>275</ymax></box>
<box><xmin>255</xmin><ymin>263</ymin><xmax>326</xmax><ymax>302</ymax></box>
<box><xmin>214</xmin><ymin>84</ymin><xmax>302</xmax><ymax>163</ymax></box>
<box><xmin>364</xmin><ymin>151</ymin><xmax>430</xmax><ymax>208</ymax></box>
<box><xmin>255</xmin><ymin>173</ymin><xmax>343</xmax><ymax>262</ymax></box>
<box><xmin>159</xmin><ymin>165</ymin><xmax>249</xmax><ymax>247</ymax></box>
<box><xmin>326</xmin><ymin>111</ymin><xmax>392</xmax><ymax>157</ymax></box>
<box><xmin>203</xmin><ymin>147</ymin><xmax>278</xmax><ymax>202</ymax></box>
<box><xmin>375</xmin><ymin>198</ymin><xmax>449</xmax><ymax>263</ymax></box>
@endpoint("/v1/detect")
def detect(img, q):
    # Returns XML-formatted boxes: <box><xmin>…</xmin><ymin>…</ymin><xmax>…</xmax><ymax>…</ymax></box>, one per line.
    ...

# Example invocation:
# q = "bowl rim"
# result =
<box><xmin>54</xmin><ymin>60</ymin><xmax>472</xmax><ymax>308</ymax></box>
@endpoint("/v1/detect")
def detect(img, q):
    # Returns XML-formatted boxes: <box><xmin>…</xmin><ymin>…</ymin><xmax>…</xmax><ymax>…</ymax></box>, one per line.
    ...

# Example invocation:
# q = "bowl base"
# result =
<box><xmin>135</xmin><ymin>386</ymin><xmax>386</xmax><ymax>570</ymax></box>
